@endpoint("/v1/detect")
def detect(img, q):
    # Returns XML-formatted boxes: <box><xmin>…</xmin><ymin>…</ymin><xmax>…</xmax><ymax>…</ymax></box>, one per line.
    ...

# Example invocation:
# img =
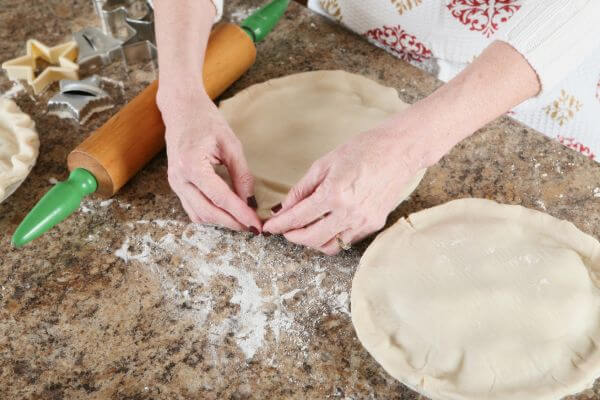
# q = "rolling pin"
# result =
<box><xmin>12</xmin><ymin>0</ymin><xmax>290</xmax><ymax>247</ymax></box>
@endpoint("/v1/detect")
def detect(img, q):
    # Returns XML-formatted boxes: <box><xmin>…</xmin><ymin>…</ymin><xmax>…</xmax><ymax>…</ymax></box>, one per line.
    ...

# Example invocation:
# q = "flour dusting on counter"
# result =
<box><xmin>115</xmin><ymin>223</ymin><xmax>353</xmax><ymax>362</ymax></box>
<box><xmin>1</xmin><ymin>81</ymin><xmax>25</xmax><ymax>98</ymax></box>
<box><xmin>230</xmin><ymin>6</ymin><xmax>260</xmax><ymax>22</ymax></box>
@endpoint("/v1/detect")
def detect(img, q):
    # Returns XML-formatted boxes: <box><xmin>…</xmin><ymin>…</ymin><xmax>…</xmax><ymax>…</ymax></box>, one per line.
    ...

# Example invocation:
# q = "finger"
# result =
<box><xmin>220</xmin><ymin>137</ymin><xmax>256</xmax><ymax>204</ymax></box>
<box><xmin>179</xmin><ymin>194</ymin><xmax>202</xmax><ymax>223</ymax></box>
<box><xmin>320</xmin><ymin>239</ymin><xmax>343</xmax><ymax>256</ymax></box>
<box><xmin>320</xmin><ymin>228</ymin><xmax>354</xmax><ymax>256</ymax></box>
<box><xmin>283</xmin><ymin>213</ymin><xmax>345</xmax><ymax>249</ymax></box>
<box><xmin>319</xmin><ymin>227</ymin><xmax>372</xmax><ymax>256</ymax></box>
<box><xmin>170</xmin><ymin>177</ymin><xmax>202</xmax><ymax>223</ymax></box>
<box><xmin>279</xmin><ymin>162</ymin><xmax>328</xmax><ymax>213</ymax></box>
<box><xmin>181</xmin><ymin>183</ymin><xmax>247</xmax><ymax>231</ymax></box>
<box><xmin>188</xmin><ymin>166</ymin><xmax>262</xmax><ymax>231</ymax></box>
<box><xmin>263</xmin><ymin>190</ymin><xmax>331</xmax><ymax>234</ymax></box>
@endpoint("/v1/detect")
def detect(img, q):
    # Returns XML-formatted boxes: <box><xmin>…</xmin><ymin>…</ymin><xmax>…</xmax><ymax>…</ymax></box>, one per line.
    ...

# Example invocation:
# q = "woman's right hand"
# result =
<box><xmin>157</xmin><ymin>89</ymin><xmax>262</xmax><ymax>233</ymax></box>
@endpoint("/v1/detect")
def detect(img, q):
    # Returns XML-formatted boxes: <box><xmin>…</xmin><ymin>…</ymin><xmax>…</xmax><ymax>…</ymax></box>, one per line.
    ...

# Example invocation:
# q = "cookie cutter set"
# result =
<box><xmin>2</xmin><ymin>0</ymin><xmax>157</xmax><ymax>123</ymax></box>
<box><xmin>85</xmin><ymin>0</ymin><xmax>157</xmax><ymax>69</ymax></box>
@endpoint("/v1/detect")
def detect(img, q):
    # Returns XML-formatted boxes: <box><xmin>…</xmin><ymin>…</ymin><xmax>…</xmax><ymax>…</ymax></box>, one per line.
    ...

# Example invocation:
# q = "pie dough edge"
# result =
<box><xmin>351</xmin><ymin>198</ymin><xmax>600</xmax><ymax>400</ymax></box>
<box><xmin>0</xmin><ymin>98</ymin><xmax>39</xmax><ymax>202</ymax></box>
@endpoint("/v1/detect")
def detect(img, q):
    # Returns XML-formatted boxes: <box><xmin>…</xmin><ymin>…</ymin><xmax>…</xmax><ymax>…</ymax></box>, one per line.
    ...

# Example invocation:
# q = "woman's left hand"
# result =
<box><xmin>263</xmin><ymin>118</ymin><xmax>425</xmax><ymax>255</ymax></box>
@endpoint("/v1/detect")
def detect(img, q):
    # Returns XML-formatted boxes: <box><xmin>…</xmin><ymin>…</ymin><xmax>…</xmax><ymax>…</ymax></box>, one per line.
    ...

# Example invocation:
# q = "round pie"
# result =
<box><xmin>0</xmin><ymin>98</ymin><xmax>39</xmax><ymax>203</ymax></box>
<box><xmin>352</xmin><ymin>198</ymin><xmax>600</xmax><ymax>400</ymax></box>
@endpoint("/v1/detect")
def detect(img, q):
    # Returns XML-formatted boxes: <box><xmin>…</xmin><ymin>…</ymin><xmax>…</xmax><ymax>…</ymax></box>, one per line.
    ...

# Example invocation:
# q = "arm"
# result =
<box><xmin>263</xmin><ymin>41</ymin><xmax>539</xmax><ymax>254</ymax></box>
<box><xmin>154</xmin><ymin>0</ymin><xmax>262</xmax><ymax>233</ymax></box>
<box><xmin>399</xmin><ymin>40</ymin><xmax>540</xmax><ymax>169</ymax></box>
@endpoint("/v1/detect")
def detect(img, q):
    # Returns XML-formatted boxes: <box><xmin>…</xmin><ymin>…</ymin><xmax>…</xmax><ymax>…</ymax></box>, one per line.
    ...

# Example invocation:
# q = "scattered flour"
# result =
<box><xmin>230</xmin><ymin>6</ymin><xmax>260</xmax><ymax>23</ymax></box>
<box><xmin>114</xmin><ymin>223</ymin><xmax>353</xmax><ymax>361</ymax></box>
<box><xmin>79</xmin><ymin>197</ymin><xmax>134</xmax><ymax>213</ymax></box>
<box><xmin>99</xmin><ymin>76</ymin><xmax>125</xmax><ymax>96</ymax></box>
<box><xmin>594</xmin><ymin>187</ymin><xmax>600</xmax><ymax>198</ymax></box>
<box><xmin>535</xmin><ymin>199</ymin><xmax>547</xmax><ymax>211</ymax></box>
<box><xmin>1</xmin><ymin>81</ymin><xmax>25</xmax><ymax>98</ymax></box>
<box><xmin>99</xmin><ymin>199</ymin><xmax>115</xmax><ymax>207</ymax></box>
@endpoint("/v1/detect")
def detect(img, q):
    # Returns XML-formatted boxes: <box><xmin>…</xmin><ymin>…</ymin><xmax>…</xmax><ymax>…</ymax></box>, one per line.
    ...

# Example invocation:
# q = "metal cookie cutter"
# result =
<box><xmin>48</xmin><ymin>75</ymin><xmax>113</xmax><ymax>124</ymax></box>
<box><xmin>97</xmin><ymin>0</ymin><xmax>157</xmax><ymax>66</ymax></box>
<box><xmin>73</xmin><ymin>27</ymin><xmax>123</xmax><ymax>71</ymax></box>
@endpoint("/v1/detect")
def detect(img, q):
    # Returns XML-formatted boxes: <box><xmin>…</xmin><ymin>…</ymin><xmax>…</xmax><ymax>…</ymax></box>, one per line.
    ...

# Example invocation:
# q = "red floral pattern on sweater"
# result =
<box><xmin>364</xmin><ymin>25</ymin><xmax>432</xmax><ymax>62</ymax></box>
<box><xmin>446</xmin><ymin>0</ymin><xmax>521</xmax><ymax>38</ymax></box>
<box><xmin>557</xmin><ymin>135</ymin><xmax>595</xmax><ymax>159</ymax></box>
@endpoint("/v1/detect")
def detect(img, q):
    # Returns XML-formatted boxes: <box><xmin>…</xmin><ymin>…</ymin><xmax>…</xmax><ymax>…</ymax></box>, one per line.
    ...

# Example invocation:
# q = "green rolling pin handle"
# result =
<box><xmin>11</xmin><ymin>0</ymin><xmax>291</xmax><ymax>248</ymax></box>
<box><xmin>242</xmin><ymin>0</ymin><xmax>290</xmax><ymax>42</ymax></box>
<box><xmin>12</xmin><ymin>168</ymin><xmax>97</xmax><ymax>248</ymax></box>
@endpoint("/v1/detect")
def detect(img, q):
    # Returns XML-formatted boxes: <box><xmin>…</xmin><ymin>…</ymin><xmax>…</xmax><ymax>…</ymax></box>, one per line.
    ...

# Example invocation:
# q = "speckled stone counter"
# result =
<box><xmin>1</xmin><ymin>1</ymin><xmax>600</xmax><ymax>399</ymax></box>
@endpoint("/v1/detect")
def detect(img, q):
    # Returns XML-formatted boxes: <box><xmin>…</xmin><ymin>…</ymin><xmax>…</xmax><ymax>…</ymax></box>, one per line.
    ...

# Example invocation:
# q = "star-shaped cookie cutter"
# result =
<box><xmin>74</xmin><ymin>27</ymin><xmax>123</xmax><ymax>71</ymax></box>
<box><xmin>98</xmin><ymin>0</ymin><xmax>157</xmax><ymax>66</ymax></box>
<box><xmin>47</xmin><ymin>75</ymin><xmax>113</xmax><ymax>124</ymax></box>
<box><xmin>1</xmin><ymin>39</ymin><xmax>79</xmax><ymax>94</ymax></box>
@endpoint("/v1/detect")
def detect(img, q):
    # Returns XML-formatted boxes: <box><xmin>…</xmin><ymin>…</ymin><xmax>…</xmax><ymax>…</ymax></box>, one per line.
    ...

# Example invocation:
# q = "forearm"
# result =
<box><xmin>399</xmin><ymin>41</ymin><xmax>540</xmax><ymax>169</ymax></box>
<box><xmin>154</xmin><ymin>0</ymin><xmax>216</xmax><ymax>106</ymax></box>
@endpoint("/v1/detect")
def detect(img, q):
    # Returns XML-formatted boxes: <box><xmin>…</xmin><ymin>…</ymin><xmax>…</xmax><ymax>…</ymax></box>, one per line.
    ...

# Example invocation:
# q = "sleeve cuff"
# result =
<box><xmin>209</xmin><ymin>0</ymin><xmax>223</xmax><ymax>22</ymax></box>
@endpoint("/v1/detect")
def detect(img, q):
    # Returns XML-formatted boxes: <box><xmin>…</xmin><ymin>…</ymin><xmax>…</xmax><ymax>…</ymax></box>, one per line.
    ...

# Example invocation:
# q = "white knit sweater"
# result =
<box><xmin>211</xmin><ymin>0</ymin><xmax>600</xmax><ymax>160</ymax></box>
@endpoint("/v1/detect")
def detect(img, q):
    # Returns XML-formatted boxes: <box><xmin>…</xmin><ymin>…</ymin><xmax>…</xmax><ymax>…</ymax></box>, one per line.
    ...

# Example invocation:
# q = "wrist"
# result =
<box><xmin>157</xmin><ymin>82</ymin><xmax>211</xmax><ymax>112</ymax></box>
<box><xmin>382</xmin><ymin>112</ymin><xmax>444</xmax><ymax>172</ymax></box>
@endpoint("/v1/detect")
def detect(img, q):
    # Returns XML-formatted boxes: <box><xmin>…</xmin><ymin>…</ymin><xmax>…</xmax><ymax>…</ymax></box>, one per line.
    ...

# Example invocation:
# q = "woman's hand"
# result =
<box><xmin>263</xmin><ymin>118</ymin><xmax>424</xmax><ymax>255</ymax></box>
<box><xmin>264</xmin><ymin>41</ymin><xmax>541</xmax><ymax>255</ymax></box>
<box><xmin>155</xmin><ymin>0</ymin><xmax>260</xmax><ymax>232</ymax></box>
<box><xmin>158</xmin><ymin>91</ymin><xmax>262</xmax><ymax>233</ymax></box>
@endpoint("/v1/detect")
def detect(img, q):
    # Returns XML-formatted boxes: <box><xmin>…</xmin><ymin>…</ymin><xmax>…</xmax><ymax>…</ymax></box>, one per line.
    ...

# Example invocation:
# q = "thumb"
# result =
<box><xmin>279</xmin><ymin>161</ymin><xmax>328</xmax><ymax>213</ymax></box>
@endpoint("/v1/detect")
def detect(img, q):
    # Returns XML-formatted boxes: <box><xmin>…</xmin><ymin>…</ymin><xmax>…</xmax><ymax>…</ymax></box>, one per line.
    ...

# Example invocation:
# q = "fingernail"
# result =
<box><xmin>247</xmin><ymin>196</ymin><xmax>258</xmax><ymax>209</ymax></box>
<box><xmin>263</xmin><ymin>232</ymin><xmax>272</xmax><ymax>237</ymax></box>
<box><xmin>249</xmin><ymin>226</ymin><xmax>259</xmax><ymax>235</ymax></box>
<box><xmin>271</xmin><ymin>203</ymin><xmax>282</xmax><ymax>214</ymax></box>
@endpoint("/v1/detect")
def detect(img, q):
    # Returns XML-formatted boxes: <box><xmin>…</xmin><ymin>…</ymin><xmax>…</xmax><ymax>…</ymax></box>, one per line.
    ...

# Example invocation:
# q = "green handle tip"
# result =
<box><xmin>242</xmin><ymin>0</ymin><xmax>290</xmax><ymax>43</ymax></box>
<box><xmin>12</xmin><ymin>168</ymin><xmax>97</xmax><ymax>248</ymax></box>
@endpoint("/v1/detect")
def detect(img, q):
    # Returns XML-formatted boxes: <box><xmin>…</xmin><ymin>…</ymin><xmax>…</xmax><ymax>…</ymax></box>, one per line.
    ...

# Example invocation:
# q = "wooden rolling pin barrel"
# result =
<box><xmin>69</xmin><ymin>23</ymin><xmax>257</xmax><ymax>197</ymax></box>
<box><xmin>12</xmin><ymin>0</ymin><xmax>290</xmax><ymax>247</ymax></box>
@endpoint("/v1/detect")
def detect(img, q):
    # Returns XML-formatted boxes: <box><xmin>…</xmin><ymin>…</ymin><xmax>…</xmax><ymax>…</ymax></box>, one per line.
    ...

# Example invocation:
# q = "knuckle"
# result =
<box><xmin>330</xmin><ymin>190</ymin><xmax>347</xmax><ymax>209</ymax></box>
<box><xmin>223</xmin><ymin>135</ymin><xmax>243</xmax><ymax>156</ymax></box>
<box><xmin>310</xmin><ymin>187</ymin><xmax>327</xmax><ymax>207</ymax></box>
<box><xmin>309</xmin><ymin>159</ymin><xmax>324</xmax><ymax>172</ymax></box>
<box><xmin>355</xmin><ymin>213</ymin><xmax>369</xmax><ymax>229</ymax></box>
<box><xmin>288</xmin><ymin>212</ymin><xmax>301</xmax><ymax>228</ymax></box>
<box><xmin>236</xmin><ymin>171</ymin><xmax>254</xmax><ymax>187</ymax></box>
<box><xmin>210</xmin><ymin>193</ymin><xmax>227</xmax><ymax>209</ymax></box>
<box><xmin>289</xmin><ymin>185</ymin><xmax>305</xmax><ymax>202</ymax></box>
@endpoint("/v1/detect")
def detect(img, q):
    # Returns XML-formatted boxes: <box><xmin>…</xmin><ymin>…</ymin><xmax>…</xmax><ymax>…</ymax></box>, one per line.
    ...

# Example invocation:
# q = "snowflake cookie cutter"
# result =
<box><xmin>1</xmin><ymin>39</ymin><xmax>79</xmax><ymax>94</ymax></box>
<box><xmin>47</xmin><ymin>75</ymin><xmax>113</xmax><ymax>124</ymax></box>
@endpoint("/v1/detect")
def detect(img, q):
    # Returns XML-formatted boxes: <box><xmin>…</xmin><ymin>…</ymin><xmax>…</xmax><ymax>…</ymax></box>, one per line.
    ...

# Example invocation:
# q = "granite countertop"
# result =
<box><xmin>2</xmin><ymin>1</ymin><xmax>600</xmax><ymax>399</ymax></box>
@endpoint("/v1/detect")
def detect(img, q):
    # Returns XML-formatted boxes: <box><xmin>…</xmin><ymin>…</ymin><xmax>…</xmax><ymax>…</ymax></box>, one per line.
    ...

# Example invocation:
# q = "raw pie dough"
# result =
<box><xmin>352</xmin><ymin>198</ymin><xmax>600</xmax><ymax>400</ymax></box>
<box><xmin>0</xmin><ymin>98</ymin><xmax>39</xmax><ymax>203</ymax></box>
<box><xmin>219</xmin><ymin>70</ymin><xmax>426</xmax><ymax>219</ymax></box>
